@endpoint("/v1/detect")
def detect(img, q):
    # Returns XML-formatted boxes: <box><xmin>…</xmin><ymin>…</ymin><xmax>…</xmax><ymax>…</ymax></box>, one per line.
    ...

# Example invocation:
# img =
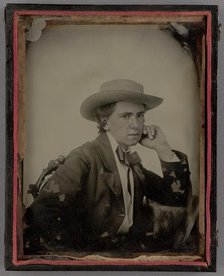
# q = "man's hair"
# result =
<box><xmin>94</xmin><ymin>102</ymin><xmax>117</xmax><ymax>133</ymax></box>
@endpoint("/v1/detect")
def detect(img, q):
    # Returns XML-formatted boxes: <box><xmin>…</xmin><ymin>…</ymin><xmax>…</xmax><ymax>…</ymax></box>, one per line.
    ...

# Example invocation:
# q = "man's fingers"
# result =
<box><xmin>143</xmin><ymin>125</ymin><xmax>148</xmax><ymax>135</ymax></box>
<box><xmin>144</xmin><ymin>125</ymin><xmax>159</xmax><ymax>140</ymax></box>
<box><xmin>150</xmin><ymin>125</ymin><xmax>156</xmax><ymax>137</ymax></box>
<box><xmin>146</xmin><ymin>126</ymin><xmax>154</xmax><ymax>140</ymax></box>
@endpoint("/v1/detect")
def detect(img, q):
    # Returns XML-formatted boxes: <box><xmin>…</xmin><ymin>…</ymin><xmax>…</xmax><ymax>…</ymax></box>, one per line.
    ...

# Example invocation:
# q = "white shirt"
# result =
<box><xmin>107</xmin><ymin>132</ymin><xmax>134</xmax><ymax>234</ymax></box>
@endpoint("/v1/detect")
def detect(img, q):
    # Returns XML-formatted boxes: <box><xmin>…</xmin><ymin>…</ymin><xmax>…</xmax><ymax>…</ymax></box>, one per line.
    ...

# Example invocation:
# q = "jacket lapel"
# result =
<box><xmin>92</xmin><ymin>133</ymin><xmax>123</xmax><ymax>199</ymax></box>
<box><xmin>133</xmin><ymin>164</ymin><xmax>145</xmax><ymax>184</ymax></box>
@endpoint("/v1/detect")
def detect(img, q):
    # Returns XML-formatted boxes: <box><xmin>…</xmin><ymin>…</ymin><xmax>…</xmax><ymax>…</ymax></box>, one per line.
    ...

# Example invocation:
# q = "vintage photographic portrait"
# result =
<box><xmin>5</xmin><ymin>4</ymin><xmax>218</xmax><ymax>271</ymax></box>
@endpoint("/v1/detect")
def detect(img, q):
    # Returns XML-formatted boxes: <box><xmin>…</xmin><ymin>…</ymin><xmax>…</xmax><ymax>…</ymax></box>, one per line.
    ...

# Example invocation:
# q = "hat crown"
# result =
<box><xmin>99</xmin><ymin>79</ymin><xmax>144</xmax><ymax>94</ymax></box>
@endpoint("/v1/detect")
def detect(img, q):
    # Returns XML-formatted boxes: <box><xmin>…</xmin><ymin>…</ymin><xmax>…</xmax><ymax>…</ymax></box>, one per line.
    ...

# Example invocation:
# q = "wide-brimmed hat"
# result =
<box><xmin>80</xmin><ymin>79</ymin><xmax>163</xmax><ymax>121</ymax></box>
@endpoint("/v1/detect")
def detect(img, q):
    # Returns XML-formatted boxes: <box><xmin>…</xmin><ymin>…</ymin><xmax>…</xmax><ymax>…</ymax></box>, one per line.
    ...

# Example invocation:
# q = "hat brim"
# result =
<box><xmin>80</xmin><ymin>90</ymin><xmax>163</xmax><ymax>121</ymax></box>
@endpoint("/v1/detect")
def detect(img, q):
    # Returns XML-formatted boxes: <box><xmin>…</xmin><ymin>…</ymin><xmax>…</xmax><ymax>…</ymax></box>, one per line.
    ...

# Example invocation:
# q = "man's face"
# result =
<box><xmin>106</xmin><ymin>101</ymin><xmax>145</xmax><ymax>148</ymax></box>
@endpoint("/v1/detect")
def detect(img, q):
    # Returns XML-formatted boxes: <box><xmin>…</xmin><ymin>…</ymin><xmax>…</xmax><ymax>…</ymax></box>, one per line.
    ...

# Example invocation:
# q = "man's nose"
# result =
<box><xmin>129</xmin><ymin>117</ymin><xmax>139</xmax><ymax>128</ymax></box>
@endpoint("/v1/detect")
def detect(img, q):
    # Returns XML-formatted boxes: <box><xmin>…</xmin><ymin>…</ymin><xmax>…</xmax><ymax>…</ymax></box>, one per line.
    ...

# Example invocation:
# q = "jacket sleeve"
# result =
<box><xmin>140</xmin><ymin>150</ymin><xmax>192</xmax><ymax>207</ymax></box>
<box><xmin>24</xmin><ymin>149</ymin><xmax>90</xmax><ymax>253</ymax></box>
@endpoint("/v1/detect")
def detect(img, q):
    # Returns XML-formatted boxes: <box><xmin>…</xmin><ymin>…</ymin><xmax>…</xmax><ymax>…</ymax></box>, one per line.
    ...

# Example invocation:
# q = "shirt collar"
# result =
<box><xmin>106</xmin><ymin>132</ymin><xmax>142</xmax><ymax>166</ymax></box>
<box><xmin>106</xmin><ymin>132</ymin><xmax>130</xmax><ymax>154</ymax></box>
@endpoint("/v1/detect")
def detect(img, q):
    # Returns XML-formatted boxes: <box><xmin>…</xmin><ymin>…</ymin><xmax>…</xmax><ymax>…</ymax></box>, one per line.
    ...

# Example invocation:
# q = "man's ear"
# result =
<box><xmin>102</xmin><ymin>117</ymin><xmax>109</xmax><ymax>131</ymax></box>
<box><xmin>104</xmin><ymin>125</ymin><xmax>109</xmax><ymax>131</ymax></box>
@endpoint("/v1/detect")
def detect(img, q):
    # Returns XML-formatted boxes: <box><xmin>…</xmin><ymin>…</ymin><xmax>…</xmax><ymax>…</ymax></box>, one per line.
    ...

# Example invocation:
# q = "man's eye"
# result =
<box><xmin>122</xmin><ymin>114</ymin><xmax>130</xmax><ymax>119</ymax></box>
<box><xmin>138</xmin><ymin>113</ymin><xmax>145</xmax><ymax>118</ymax></box>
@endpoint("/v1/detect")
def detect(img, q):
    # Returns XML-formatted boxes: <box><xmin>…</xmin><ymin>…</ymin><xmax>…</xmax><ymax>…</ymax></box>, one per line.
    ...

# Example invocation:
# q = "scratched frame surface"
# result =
<box><xmin>5</xmin><ymin>4</ymin><xmax>218</xmax><ymax>271</ymax></box>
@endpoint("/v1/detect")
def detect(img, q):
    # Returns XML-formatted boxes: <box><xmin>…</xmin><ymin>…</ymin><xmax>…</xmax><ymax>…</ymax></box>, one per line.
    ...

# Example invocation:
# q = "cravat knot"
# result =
<box><xmin>116</xmin><ymin>145</ymin><xmax>141</xmax><ymax>167</ymax></box>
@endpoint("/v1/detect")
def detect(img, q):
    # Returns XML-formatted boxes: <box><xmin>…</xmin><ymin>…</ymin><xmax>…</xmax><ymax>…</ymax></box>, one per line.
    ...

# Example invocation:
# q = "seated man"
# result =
<box><xmin>24</xmin><ymin>79</ymin><xmax>192</xmax><ymax>254</ymax></box>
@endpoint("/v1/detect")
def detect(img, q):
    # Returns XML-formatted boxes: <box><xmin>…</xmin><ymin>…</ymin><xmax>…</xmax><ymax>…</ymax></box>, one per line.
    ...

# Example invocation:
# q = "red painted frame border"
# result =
<box><xmin>12</xmin><ymin>10</ymin><xmax>212</xmax><ymax>268</ymax></box>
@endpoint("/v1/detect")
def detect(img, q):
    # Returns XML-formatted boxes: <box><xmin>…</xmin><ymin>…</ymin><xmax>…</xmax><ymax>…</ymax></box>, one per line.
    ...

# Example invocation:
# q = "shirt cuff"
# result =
<box><xmin>169</xmin><ymin>152</ymin><xmax>180</xmax><ymax>162</ymax></box>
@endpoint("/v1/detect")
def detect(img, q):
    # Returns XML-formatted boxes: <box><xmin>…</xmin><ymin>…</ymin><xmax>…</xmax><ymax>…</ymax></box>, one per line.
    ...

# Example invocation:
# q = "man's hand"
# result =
<box><xmin>139</xmin><ymin>125</ymin><xmax>174</xmax><ymax>162</ymax></box>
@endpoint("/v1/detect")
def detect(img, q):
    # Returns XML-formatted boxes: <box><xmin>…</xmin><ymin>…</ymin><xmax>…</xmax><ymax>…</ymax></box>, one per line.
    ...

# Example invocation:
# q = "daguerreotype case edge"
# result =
<box><xmin>5</xmin><ymin>4</ymin><xmax>218</xmax><ymax>271</ymax></box>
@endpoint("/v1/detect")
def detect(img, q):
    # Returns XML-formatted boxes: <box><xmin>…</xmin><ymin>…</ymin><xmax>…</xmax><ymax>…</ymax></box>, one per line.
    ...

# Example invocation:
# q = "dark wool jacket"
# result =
<box><xmin>24</xmin><ymin>133</ymin><xmax>191</xmax><ymax>252</ymax></box>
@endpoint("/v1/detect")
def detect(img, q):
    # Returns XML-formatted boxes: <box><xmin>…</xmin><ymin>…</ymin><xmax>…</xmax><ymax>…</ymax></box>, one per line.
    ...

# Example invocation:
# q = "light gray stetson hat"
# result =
<box><xmin>80</xmin><ymin>79</ymin><xmax>163</xmax><ymax>121</ymax></box>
